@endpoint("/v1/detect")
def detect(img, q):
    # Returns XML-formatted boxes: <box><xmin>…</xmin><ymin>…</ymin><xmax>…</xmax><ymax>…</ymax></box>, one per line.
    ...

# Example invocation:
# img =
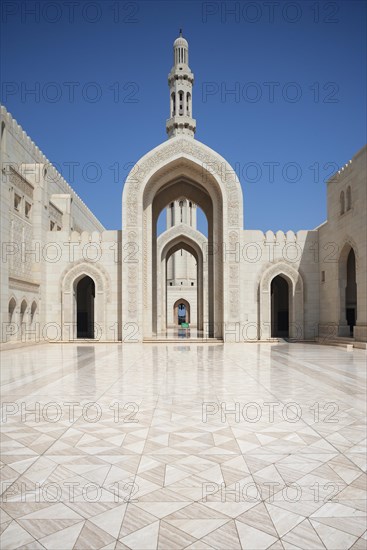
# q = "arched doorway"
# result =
<box><xmin>271</xmin><ymin>275</ymin><xmax>289</xmax><ymax>337</ymax></box>
<box><xmin>61</xmin><ymin>262</ymin><xmax>110</xmax><ymax>341</ymax></box>
<box><xmin>122</xmin><ymin>139</ymin><xmax>244</xmax><ymax>342</ymax></box>
<box><xmin>158</xmin><ymin>227</ymin><xmax>207</xmax><ymax>334</ymax></box>
<box><xmin>173</xmin><ymin>298</ymin><xmax>190</xmax><ymax>325</ymax></box>
<box><xmin>150</xmin><ymin>176</ymin><xmax>218</xmax><ymax>338</ymax></box>
<box><xmin>259</xmin><ymin>263</ymin><xmax>304</xmax><ymax>340</ymax></box>
<box><xmin>76</xmin><ymin>276</ymin><xmax>95</xmax><ymax>339</ymax></box>
<box><xmin>338</xmin><ymin>244</ymin><xmax>358</xmax><ymax>337</ymax></box>
<box><xmin>346</xmin><ymin>249</ymin><xmax>357</xmax><ymax>336</ymax></box>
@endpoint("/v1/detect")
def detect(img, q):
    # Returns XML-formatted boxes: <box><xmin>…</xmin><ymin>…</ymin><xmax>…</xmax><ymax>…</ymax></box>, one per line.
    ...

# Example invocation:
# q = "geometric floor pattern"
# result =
<box><xmin>1</xmin><ymin>342</ymin><xmax>366</xmax><ymax>549</ymax></box>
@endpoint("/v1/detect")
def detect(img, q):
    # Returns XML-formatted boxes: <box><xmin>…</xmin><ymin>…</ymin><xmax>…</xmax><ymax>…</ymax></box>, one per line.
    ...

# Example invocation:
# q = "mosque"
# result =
<box><xmin>1</xmin><ymin>32</ymin><xmax>366</xmax><ymax>345</ymax></box>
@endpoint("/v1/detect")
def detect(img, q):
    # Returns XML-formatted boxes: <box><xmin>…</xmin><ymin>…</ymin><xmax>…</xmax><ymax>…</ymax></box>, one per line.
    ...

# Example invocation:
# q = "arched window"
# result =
<box><xmin>30</xmin><ymin>301</ymin><xmax>37</xmax><ymax>324</ymax></box>
<box><xmin>20</xmin><ymin>300</ymin><xmax>27</xmax><ymax>325</ymax></box>
<box><xmin>340</xmin><ymin>191</ymin><xmax>345</xmax><ymax>215</ymax></box>
<box><xmin>346</xmin><ymin>186</ymin><xmax>351</xmax><ymax>211</ymax></box>
<box><xmin>171</xmin><ymin>92</ymin><xmax>176</xmax><ymax>116</ymax></box>
<box><xmin>178</xmin><ymin>91</ymin><xmax>183</xmax><ymax>115</ymax></box>
<box><xmin>8</xmin><ymin>298</ymin><xmax>16</xmax><ymax>324</ymax></box>
<box><xmin>179</xmin><ymin>200</ymin><xmax>184</xmax><ymax>222</ymax></box>
<box><xmin>186</xmin><ymin>92</ymin><xmax>191</xmax><ymax>116</ymax></box>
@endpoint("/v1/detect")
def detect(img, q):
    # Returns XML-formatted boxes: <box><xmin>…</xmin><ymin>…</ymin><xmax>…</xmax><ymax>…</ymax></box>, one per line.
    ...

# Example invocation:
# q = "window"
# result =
<box><xmin>8</xmin><ymin>298</ymin><xmax>16</xmax><ymax>324</ymax></box>
<box><xmin>14</xmin><ymin>193</ymin><xmax>21</xmax><ymax>211</ymax></box>
<box><xmin>321</xmin><ymin>271</ymin><xmax>325</xmax><ymax>283</ymax></box>
<box><xmin>340</xmin><ymin>191</ymin><xmax>345</xmax><ymax>215</ymax></box>
<box><xmin>30</xmin><ymin>301</ymin><xmax>37</xmax><ymax>324</ymax></box>
<box><xmin>25</xmin><ymin>202</ymin><xmax>32</xmax><ymax>218</ymax></box>
<box><xmin>169</xmin><ymin>282</ymin><xmax>173</xmax><ymax>286</ymax></box>
<box><xmin>346</xmin><ymin>186</ymin><xmax>351</xmax><ymax>211</ymax></box>
<box><xmin>50</xmin><ymin>221</ymin><xmax>55</xmax><ymax>231</ymax></box>
<box><xmin>191</xmin><ymin>282</ymin><xmax>194</xmax><ymax>286</ymax></box>
<box><xmin>171</xmin><ymin>93</ymin><xmax>176</xmax><ymax>116</ymax></box>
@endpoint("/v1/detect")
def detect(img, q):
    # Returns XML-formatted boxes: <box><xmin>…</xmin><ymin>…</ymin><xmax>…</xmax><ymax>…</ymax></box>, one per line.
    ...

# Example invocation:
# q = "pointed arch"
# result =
<box><xmin>60</xmin><ymin>261</ymin><xmax>111</xmax><ymax>340</ymax></box>
<box><xmin>338</xmin><ymin>240</ymin><xmax>358</xmax><ymax>336</ymax></box>
<box><xmin>157</xmin><ymin>224</ymin><xmax>208</xmax><ymax>333</ymax></box>
<box><xmin>259</xmin><ymin>262</ymin><xmax>304</xmax><ymax>340</ymax></box>
<box><xmin>122</xmin><ymin>136</ymin><xmax>243</xmax><ymax>341</ymax></box>
<box><xmin>8</xmin><ymin>297</ymin><xmax>16</xmax><ymax>324</ymax></box>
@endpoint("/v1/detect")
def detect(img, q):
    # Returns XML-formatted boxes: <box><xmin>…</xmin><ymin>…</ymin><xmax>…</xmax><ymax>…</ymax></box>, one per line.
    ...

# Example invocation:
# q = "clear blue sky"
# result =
<box><xmin>1</xmin><ymin>0</ymin><xmax>366</xmax><ymax>234</ymax></box>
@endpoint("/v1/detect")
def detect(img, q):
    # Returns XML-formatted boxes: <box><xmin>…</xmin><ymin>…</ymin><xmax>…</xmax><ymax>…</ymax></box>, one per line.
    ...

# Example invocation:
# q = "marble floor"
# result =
<box><xmin>0</xmin><ymin>342</ymin><xmax>366</xmax><ymax>550</ymax></box>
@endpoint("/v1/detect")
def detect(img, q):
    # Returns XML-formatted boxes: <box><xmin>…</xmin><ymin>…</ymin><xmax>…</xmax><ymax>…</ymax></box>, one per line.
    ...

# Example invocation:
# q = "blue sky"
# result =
<box><xmin>1</xmin><ymin>0</ymin><xmax>366</xmax><ymax>234</ymax></box>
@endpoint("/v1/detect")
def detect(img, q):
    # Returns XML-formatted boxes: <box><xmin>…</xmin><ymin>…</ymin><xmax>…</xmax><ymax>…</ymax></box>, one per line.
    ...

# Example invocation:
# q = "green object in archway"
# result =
<box><xmin>181</xmin><ymin>323</ymin><xmax>190</xmax><ymax>329</ymax></box>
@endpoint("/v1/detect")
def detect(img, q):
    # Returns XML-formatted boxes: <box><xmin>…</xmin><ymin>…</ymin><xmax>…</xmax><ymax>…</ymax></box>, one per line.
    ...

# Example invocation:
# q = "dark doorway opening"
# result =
<box><xmin>76</xmin><ymin>276</ymin><xmax>95</xmax><ymax>338</ymax></box>
<box><xmin>346</xmin><ymin>249</ymin><xmax>357</xmax><ymax>336</ymax></box>
<box><xmin>271</xmin><ymin>275</ymin><xmax>289</xmax><ymax>337</ymax></box>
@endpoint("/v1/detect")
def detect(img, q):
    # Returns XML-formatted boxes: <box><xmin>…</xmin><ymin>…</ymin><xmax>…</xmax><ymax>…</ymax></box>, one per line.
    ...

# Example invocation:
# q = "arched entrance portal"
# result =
<box><xmin>76</xmin><ymin>276</ymin><xmax>95</xmax><ymax>339</ymax></box>
<box><xmin>174</xmin><ymin>298</ymin><xmax>190</xmax><ymax>325</ymax></box>
<box><xmin>122</xmin><ymin>139</ymin><xmax>244</xmax><ymax>342</ymax></box>
<box><xmin>259</xmin><ymin>263</ymin><xmax>304</xmax><ymax>340</ymax></box>
<box><xmin>271</xmin><ymin>275</ymin><xmax>289</xmax><ymax>337</ymax></box>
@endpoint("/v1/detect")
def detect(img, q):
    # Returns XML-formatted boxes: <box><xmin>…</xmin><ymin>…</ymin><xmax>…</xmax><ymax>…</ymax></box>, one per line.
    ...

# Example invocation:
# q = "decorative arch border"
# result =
<box><xmin>121</xmin><ymin>136</ymin><xmax>244</xmax><ymax>341</ymax></box>
<box><xmin>60</xmin><ymin>260</ymin><xmax>111</xmax><ymax>341</ymax></box>
<box><xmin>259</xmin><ymin>261</ymin><xmax>304</xmax><ymax>340</ymax></box>
<box><xmin>122</xmin><ymin>137</ymin><xmax>243</xmax><ymax>229</ymax></box>
<box><xmin>61</xmin><ymin>259</ymin><xmax>111</xmax><ymax>300</ymax></box>
<box><xmin>338</xmin><ymin>236</ymin><xmax>359</xmax><ymax>267</ymax></box>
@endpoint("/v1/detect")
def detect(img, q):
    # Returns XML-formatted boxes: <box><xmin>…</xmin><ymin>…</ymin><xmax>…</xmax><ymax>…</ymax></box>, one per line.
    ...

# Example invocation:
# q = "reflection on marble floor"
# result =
<box><xmin>0</xmin><ymin>342</ymin><xmax>366</xmax><ymax>549</ymax></box>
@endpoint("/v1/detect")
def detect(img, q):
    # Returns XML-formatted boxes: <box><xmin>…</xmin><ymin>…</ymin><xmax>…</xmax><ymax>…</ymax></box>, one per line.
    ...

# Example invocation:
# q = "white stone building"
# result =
<box><xmin>1</xmin><ymin>32</ymin><xmax>366</xmax><ymax>345</ymax></box>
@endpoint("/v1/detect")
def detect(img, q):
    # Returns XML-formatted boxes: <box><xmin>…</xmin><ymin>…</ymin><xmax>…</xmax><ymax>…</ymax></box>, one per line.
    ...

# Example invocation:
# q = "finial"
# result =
<box><xmin>179</xmin><ymin>28</ymin><xmax>182</xmax><ymax>36</ymax></box>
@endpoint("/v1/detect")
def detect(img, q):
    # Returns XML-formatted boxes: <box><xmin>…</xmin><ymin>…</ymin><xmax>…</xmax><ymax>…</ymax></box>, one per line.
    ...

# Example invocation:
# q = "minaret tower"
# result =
<box><xmin>166</xmin><ymin>30</ymin><xmax>196</xmax><ymax>138</ymax></box>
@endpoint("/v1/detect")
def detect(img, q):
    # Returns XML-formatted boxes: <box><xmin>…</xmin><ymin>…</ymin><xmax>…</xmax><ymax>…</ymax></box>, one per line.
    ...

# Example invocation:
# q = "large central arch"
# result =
<box><xmin>122</xmin><ymin>137</ymin><xmax>243</xmax><ymax>341</ymax></box>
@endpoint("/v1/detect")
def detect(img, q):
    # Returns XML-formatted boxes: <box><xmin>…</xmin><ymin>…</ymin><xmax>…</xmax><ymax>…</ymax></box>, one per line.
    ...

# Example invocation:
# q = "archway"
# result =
<box><xmin>30</xmin><ymin>301</ymin><xmax>37</xmax><ymax>325</ymax></box>
<box><xmin>259</xmin><ymin>263</ymin><xmax>304</xmax><ymax>340</ymax></box>
<box><xmin>157</xmin><ymin>226</ymin><xmax>208</xmax><ymax>335</ymax></box>
<box><xmin>346</xmin><ymin>249</ymin><xmax>357</xmax><ymax>335</ymax></box>
<box><xmin>271</xmin><ymin>275</ymin><xmax>289</xmax><ymax>337</ymax></box>
<box><xmin>8</xmin><ymin>297</ymin><xmax>16</xmax><ymax>324</ymax></box>
<box><xmin>20</xmin><ymin>300</ymin><xmax>27</xmax><ymax>340</ymax></box>
<box><xmin>76</xmin><ymin>276</ymin><xmax>95</xmax><ymax>339</ymax></box>
<box><xmin>338</xmin><ymin>244</ymin><xmax>357</xmax><ymax>337</ymax></box>
<box><xmin>150</xmin><ymin>175</ymin><xmax>218</xmax><ymax>338</ymax></box>
<box><xmin>60</xmin><ymin>261</ymin><xmax>110</xmax><ymax>341</ymax></box>
<box><xmin>122</xmin><ymin>138</ymin><xmax>244</xmax><ymax>342</ymax></box>
<box><xmin>174</xmin><ymin>298</ymin><xmax>190</xmax><ymax>325</ymax></box>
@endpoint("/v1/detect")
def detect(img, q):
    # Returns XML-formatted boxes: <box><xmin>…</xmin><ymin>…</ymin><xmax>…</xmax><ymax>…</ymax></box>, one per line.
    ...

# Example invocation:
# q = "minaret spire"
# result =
<box><xmin>166</xmin><ymin>31</ymin><xmax>196</xmax><ymax>138</ymax></box>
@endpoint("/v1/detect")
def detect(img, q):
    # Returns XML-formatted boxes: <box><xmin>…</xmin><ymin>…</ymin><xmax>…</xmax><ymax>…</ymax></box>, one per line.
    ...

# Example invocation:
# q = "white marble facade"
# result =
<box><xmin>0</xmin><ymin>32</ymin><xmax>366</xmax><ymax>345</ymax></box>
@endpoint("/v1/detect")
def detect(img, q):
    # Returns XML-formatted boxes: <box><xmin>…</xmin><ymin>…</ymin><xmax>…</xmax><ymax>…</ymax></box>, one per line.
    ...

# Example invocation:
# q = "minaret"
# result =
<box><xmin>166</xmin><ymin>30</ymin><xmax>196</xmax><ymax>138</ymax></box>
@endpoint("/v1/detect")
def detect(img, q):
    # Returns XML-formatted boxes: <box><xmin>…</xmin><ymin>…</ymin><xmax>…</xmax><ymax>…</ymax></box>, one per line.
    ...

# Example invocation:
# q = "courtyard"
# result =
<box><xmin>0</xmin><ymin>342</ymin><xmax>366</xmax><ymax>549</ymax></box>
